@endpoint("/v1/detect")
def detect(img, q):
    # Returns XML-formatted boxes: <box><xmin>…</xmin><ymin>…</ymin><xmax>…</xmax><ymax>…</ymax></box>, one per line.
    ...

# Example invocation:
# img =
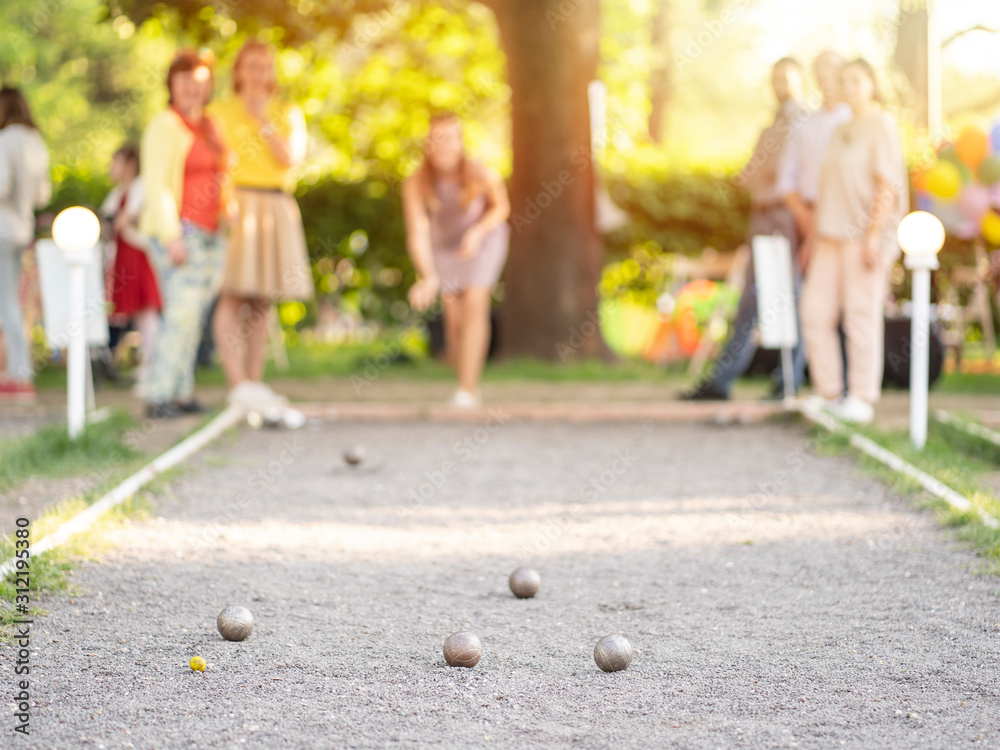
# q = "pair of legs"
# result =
<box><xmin>695</xmin><ymin>205</ymin><xmax>805</xmax><ymax>397</ymax></box>
<box><xmin>213</xmin><ymin>292</ymin><xmax>271</xmax><ymax>387</ymax></box>
<box><xmin>0</xmin><ymin>245</ymin><xmax>32</xmax><ymax>383</ymax></box>
<box><xmin>705</xmin><ymin>255</ymin><xmax>807</xmax><ymax>396</ymax></box>
<box><xmin>800</xmin><ymin>238</ymin><xmax>890</xmax><ymax>404</ymax></box>
<box><xmin>131</xmin><ymin>308</ymin><xmax>160</xmax><ymax>390</ymax></box>
<box><xmin>145</xmin><ymin>230</ymin><xmax>224</xmax><ymax>407</ymax></box>
<box><xmin>440</xmin><ymin>286</ymin><xmax>492</xmax><ymax>395</ymax></box>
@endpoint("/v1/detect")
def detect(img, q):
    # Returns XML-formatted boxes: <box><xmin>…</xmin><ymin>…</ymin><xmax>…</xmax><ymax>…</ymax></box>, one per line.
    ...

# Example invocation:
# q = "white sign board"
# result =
<box><xmin>35</xmin><ymin>239</ymin><xmax>109</xmax><ymax>348</ymax></box>
<box><xmin>752</xmin><ymin>234</ymin><xmax>798</xmax><ymax>349</ymax></box>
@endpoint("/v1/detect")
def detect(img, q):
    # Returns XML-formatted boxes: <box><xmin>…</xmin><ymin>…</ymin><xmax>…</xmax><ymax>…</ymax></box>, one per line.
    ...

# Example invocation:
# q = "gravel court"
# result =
<box><xmin>7</xmin><ymin>417</ymin><xmax>1000</xmax><ymax>749</ymax></box>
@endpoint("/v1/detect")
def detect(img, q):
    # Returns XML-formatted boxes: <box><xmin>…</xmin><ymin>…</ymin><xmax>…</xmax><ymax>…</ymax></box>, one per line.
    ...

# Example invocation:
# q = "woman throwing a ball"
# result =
<box><xmin>403</xmin><ymin>113</ymin><xmax>510</xmax><ymax>409</ymax></box>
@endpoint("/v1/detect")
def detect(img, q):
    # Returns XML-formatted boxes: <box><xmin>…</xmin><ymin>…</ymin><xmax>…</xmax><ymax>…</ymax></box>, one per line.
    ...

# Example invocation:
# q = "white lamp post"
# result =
<box><xmin>51</xmin><ymin>206</ymin><xmax>101</xmax><ymax>439</ymax></box>
<box><xmin>897</xmin><ymin>211</ymin><xmax>946</xmax><ymax>449</ymax></box>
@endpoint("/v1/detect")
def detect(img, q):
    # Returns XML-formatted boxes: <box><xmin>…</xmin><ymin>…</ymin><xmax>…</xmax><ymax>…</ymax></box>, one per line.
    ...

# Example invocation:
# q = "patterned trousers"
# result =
<box><xmin>146</xmin><ymin>226</ymin><xmax>225</xmax><ymax>404</ymax></box>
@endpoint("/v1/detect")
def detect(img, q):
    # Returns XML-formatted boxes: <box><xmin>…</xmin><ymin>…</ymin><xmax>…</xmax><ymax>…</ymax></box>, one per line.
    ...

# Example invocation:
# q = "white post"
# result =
<box><xmin>906</xmin><ymin>261</ymin><xmax>936</xmax><ymax>449</ymax></box>
<box><xmin>51</xmin><ymin>206</ymin><xmax>101</xmax><ymax>440</ymax></box>
<box><xmin>898</xmin><ymin>211</ymin><xmax>944</xmax><ymax>449</ymax></box>
<box><xmin>66</xmin><ymin>253</ymin><xmax>88</xmax><ymax>439</ymax></box>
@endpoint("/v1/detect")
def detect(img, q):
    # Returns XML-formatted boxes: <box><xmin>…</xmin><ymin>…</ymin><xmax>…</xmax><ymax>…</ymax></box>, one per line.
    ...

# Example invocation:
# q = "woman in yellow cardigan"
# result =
<box><xmin>140</xmin><ymin>50</ymin><xmax>234</xmax><ymax>419</ymax></box>
<box><xmin>209</xmin><ymin>40</ymin><xmax>312</xmax><ymax>413</ymax></box>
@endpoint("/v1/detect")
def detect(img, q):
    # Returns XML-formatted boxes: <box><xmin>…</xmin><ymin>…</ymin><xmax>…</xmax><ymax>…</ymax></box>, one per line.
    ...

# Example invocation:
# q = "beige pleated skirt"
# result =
<box><xmin>222</xmin><ymin>188</ymin><xmax>314</xmax><ymax>300</ymax></box>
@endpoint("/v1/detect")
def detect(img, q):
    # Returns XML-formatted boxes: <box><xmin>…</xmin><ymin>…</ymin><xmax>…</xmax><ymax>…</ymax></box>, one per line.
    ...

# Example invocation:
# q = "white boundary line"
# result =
<box><xmin>0</xmin><ymin>404</ymin><xmax>246</xmax><ymax>580</ymax></box>
<box><xmin>800</xmin><ymin>406</ymin><xmax>999</xmax><ymax>529</ymax></box>
<box><xmin>933</xmin><ymin>409</ymin><xmax>1000</xmax><ymax>449</ymax></box>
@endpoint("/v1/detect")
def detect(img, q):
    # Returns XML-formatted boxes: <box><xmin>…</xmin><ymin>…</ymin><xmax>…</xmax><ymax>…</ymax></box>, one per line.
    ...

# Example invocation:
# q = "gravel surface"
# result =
<box><xmin>5</xmin><ymin>416</ymin><xmax>1000</xmax><ymax>749</ymax></box>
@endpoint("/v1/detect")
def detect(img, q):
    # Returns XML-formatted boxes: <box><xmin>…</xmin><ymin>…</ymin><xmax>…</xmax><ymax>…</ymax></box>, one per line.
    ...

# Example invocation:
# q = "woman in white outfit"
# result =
<box><xmin>0</xmin><ymin>87</ymin><xmax>50</xmax><ymax>402</ymax></box>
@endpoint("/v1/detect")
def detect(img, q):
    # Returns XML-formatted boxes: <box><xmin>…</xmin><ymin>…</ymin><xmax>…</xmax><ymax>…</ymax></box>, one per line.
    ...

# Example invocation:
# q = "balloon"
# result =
<box><xmin>991</xmin><ymin>122</ymin><xmax>1000</xmax><ymax>154</ymax></box>
<box><xmin>916</xmin><ymin>193</ymin><xmax>933</xmax><ymax>212</ymax></box>
<box><xmin>989</xmin><ymin>184</ymin><xmax>1000</xmax><ymax>208</ymax></box>
<box><xmin>983</xmin><ymin>211</ymin><xmax>1000</xmax><ymax>245</ymax></box>
<box><xmin>956</xmin><ymin>127</ymin><xmax>990</xmax><ymax>167</ymax></box>
<box><xmin>958</xmin><ymin>184</ymin><xmax>991</xmax><ymax>221</ymax></box>
<box><xmin>923</xmin><ymin>161</ymin><xmax>964</xmax><ymax>200</ymax></box>
<box><xmin>979</xmin><ymin>156</ymin><xmax>1000</xmax><ymax>185</ymax></box>
<box><xmin>955</xmin><ymin>220</ymin><xmax>979</xmax><ymax>241</ymax></box>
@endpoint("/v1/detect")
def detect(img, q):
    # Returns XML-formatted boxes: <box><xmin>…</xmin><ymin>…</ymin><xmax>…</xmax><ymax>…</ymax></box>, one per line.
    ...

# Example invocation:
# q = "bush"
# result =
<box><xmin>294</xmin><ymin>178</ymin><xmax>414</xmax><ymax>327</ymax></box>
<box><xmin>46</xmin><ymin>164</ymin><xmax>113</xmax><ymax>221</ymax></box>
<box><xmin>606</xmin><ymin>169</ymin><xmax>750</xmax><ymax>259</ymax></box>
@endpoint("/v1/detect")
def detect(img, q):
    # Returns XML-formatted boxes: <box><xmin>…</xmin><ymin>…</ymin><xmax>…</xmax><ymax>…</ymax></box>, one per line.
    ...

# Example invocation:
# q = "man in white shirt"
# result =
<box><xmin>778</xmin><ymin>50</ymin><xmax>851</xmax><ymax>269</ymax></box>
<box><xmin>683</xmin><ymin>57</ymin><xmax>809</xmax><ymax>401</ymax></box>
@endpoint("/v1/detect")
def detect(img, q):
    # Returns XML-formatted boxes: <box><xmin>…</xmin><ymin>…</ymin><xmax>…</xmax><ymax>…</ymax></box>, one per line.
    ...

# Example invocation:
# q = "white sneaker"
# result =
<box><xmin>227</xmin><ymin>380</ymin><xmax>259</xmax><ymax>409</ymax></box>
<box><xmin>228</xmin><ymin>381</ymin><xmax>287</xmax><ymax>412</ymax></box>
<box><xmin>828</xmin><ymin>395</ymin><xmax>875</xmax><ymax>424</ymax></box>
<box><xmin>800</xmin><ymin>395</ymin><xmax>839</xmax><ymax>413</ymax></box>
<box><xmin>448</xmin><ymin>389</ymin><xmax>481</xmax><ymax>409</ymax></box>
<box><xmin>254</xmin><ymin>381</ymin><xmax>288</xmax><ymax>408</ymax></box>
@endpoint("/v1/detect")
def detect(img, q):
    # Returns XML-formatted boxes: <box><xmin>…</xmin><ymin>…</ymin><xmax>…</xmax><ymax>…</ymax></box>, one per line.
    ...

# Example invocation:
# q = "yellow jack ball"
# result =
<box><xmin>190</xmin><ymin>656</ymin><xmax>206</xmax><ymax>672</ymax></box>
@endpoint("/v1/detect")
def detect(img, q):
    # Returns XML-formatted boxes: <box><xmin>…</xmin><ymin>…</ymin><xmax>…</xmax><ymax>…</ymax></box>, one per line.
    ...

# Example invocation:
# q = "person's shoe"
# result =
<box><xmin>92</xmin><ymin>352</ymin><xmax>124</xmax><ymax>385</ymax></box>
<box><xmin>828</xmin><ymin>395</ymin><xmax>875</xmax><ymax>425</ymax></box>
<box><xmin>145</xmin><ymin>402</ymin><xmax>181</xmax><ymax>419</ymax></box>
<box><xmin>764</xmin><ymin>384</ymin><xmax>798</xmax><ymax>402</ymax></box>
<box><xmin>173</xmin><ymin>399</ymin><xmax>206</xmax><ymax>415</ymax></box>
<box><xmin>680</xmin><ymin>381</ymin><xmax>729</xmax><ymax>401</ymax></box>
<box><xmin>0</xmin><ymin>381</ymin><xmax>37</xmax><ymax>402</ymax></box>
<box><xmin>800</xmin><ymin>395</ymin><xmax>838</xmax><ymax>414</ymax></box>
<box><xmin>226</xmin><ymin>381</ymin><xmax>258</xmax><ymax>408</ymax></box>
<box><xmin>255</xmin><ymin>382</ymin><xmax>288</xmax><ymax>408</ymax></box>
<box><xmin>448</xmin><ymin>389</ymin><xmax>481</xmax><ymax>409</ymax></box>
<box><xmin>227</xmin><ymin>381</ymin><xmax>286</xmax><ymax>412</ymax></box>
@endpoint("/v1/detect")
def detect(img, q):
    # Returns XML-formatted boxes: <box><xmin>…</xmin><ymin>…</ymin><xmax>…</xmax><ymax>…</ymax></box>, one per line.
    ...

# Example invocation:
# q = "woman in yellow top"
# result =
<box><xmin>209</xmin><ymin>40</ymin><xmax>312</xmax><ymax>412</ymax></box>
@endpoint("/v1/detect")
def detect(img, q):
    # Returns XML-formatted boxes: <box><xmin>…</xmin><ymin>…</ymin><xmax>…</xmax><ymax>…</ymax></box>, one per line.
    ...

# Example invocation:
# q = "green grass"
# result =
<box><xmin>34</xmin><ymin>338</ymin><xmax>695</xmax><ymax>391</ymax></box>
<box><xmin>229</xmin><ymin>341</ymin><xmax>683</xmax><ymax>383</ymax></box>
<box><xmin>0</xmin><ymin>410</ymin><xmax>145</xmax><ymax>494</ymax></box>
<box><xmin>0</xmin><ymin>494</ymin><xmax>153</xmax><ymax>637</ymax></box>
<box><xmin>481</xmin><ymin>358</ymin><xmax>681</xmax><ymax>382</ymax></box>
<box><xmin>811</xmin><ymin>418</ymin><xmax>1000</xmax><ymax>572</ymax></box>
<box><xmin>34</xmin><ymin>336</ymin><xmax>1000</xmax><ymax>390</ymax></box>
<box><xmin>28</xmin><ymin>327</ymin><xmax>1000</xmax><ymax>392</ymax></box>
<box><xmin>934</xmin><ymin>372</ymin><xmax>1000</xmax><ymax>395</ymax></box>
<box><xmin>930</xmin><ymin>413</ymin><xmax>1000</xmax><ymax>466</ymax></box>
<box><xmin>0</xmin><ymin>410</ymin><xmax>217</xmax><ymax>638</ymax></box>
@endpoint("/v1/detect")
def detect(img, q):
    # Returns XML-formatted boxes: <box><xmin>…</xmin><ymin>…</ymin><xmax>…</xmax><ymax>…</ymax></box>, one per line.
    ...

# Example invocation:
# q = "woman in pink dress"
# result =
<box><xmin>403</xmin><ymin>113</ymin><xmax>510</xmax><ymax>408</ymax></box>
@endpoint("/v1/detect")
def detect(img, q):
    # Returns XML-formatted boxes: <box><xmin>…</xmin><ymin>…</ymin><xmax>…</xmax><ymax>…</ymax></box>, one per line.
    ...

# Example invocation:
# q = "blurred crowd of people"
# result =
<box><xmin>1</xmin><ymin>45</ymin><xmax>905</xmax><ymax>421</ymax></box>
<box><xmin>0</xmin><ymin>42</ymin><xmax>316</xmax><ymax>418</ymax></box>
<box><xmin>684</xmin><ymin>51</ymin><xmax>908</xmax><ymax>424</ymax></box>
<box><xmin>0</xmin><ymin>39</ymin><xmax>511</xmax><ymax>414</ymax></box>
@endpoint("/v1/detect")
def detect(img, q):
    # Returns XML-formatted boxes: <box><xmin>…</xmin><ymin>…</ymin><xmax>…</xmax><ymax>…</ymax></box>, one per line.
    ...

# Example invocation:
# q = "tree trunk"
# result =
<box><xmin>482</xmin><ymin>0</ymin><xmax>606</xmax><ymax>361</ymax></box>
<box><xmin>892</xmin><ymin>3</ymin><xmax>928</xmax><ymax>130</ymax></box>
<box><xmin>648</xmin><ymin>0</ymin><xmax>671</xmax><ymax>144</ymax></box>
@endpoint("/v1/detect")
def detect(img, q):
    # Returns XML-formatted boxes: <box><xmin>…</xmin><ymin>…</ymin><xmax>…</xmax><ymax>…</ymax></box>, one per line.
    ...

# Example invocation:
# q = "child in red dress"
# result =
<box><xmin>100</xmin><ymin>144</ymin><xmax>162</xmax><ymax>395</ymax></box>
